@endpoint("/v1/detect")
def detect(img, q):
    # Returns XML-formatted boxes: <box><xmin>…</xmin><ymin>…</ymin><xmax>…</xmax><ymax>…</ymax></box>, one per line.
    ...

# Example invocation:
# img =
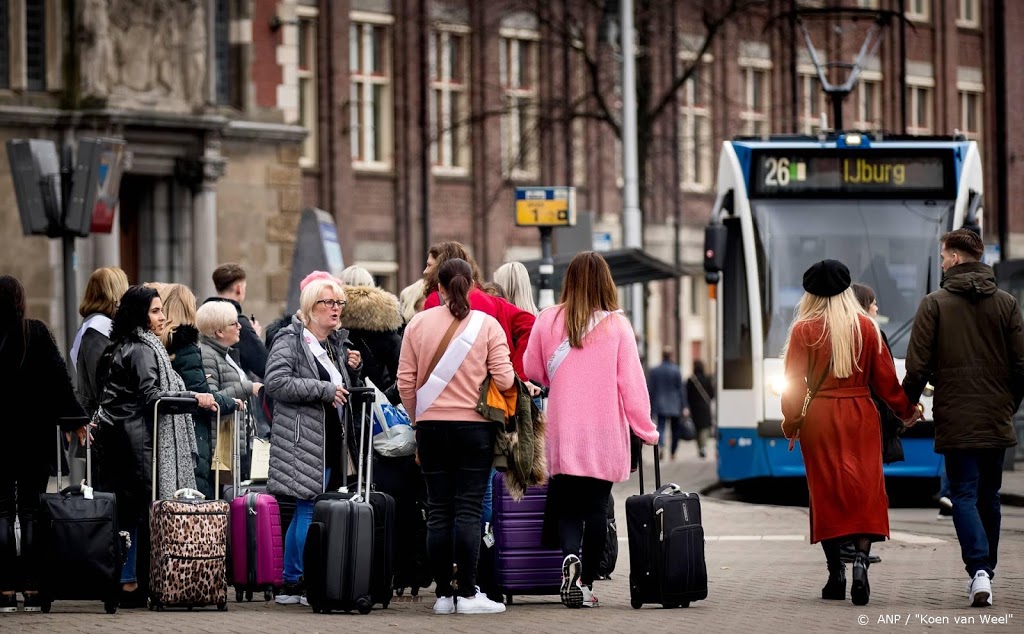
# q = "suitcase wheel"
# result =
<box><xmin>356</xmin><ymin>597</ymin><xmax>372</xmax><ymax>615</ymax></box>
<box><xmin>264</xmin><ymin>590</ymin><xmax>273</xmax><ymax>602</ymax></box>
<box><xmin>217</xmin><ymin>601</ymin><xmax>227</xmax><ymax>611</ymax></box>
<box><xmin>630</xmin><ymin>598</ymin><xmax>642</xmax><ymax>610</ymax></box>
<box><xmin>505</xmin><ymin>594</ymin><xmax>514</xmax><ymax>606</ymax></box>
<box><xmin>381</xmin><ymin>598</ymin><xmax>390</xmax><ymax>610</ymax></box>
<box><xmin>410</xmin><ymin>587</ymin><xmax>418</xmax><ymax>598</ymax></box>
<box><xmin>395</xmin><ymin>587</ymin><xmax>404</xmax><ymax>597</ymax></box>
<box><xmin>41</xmin><ymin>602</ymin><xmax>52</xmax><ymax>614</ymax></box>
<box><xmin>310</xmin><ymin>605</ymin><xmax>322</xmax><ymax>614</ymax></box>
<box><xmin>104</xmin><ymin>600</ymin><xmax>118</xmax><ymax>614</ymax></box>
<box><xmin>235</xmin><ymin>590</ymin><xmax>244</xmax><ymax>603</ymax></box>
<box><xmin>662</xmin><ymin>601</ymin><xmax>689</xmax><ymax>609</ymax></box>
<box><xmin>245</xmin><ymin>590</ymin><xmax>253</xmax><ymax>602</ymax></box>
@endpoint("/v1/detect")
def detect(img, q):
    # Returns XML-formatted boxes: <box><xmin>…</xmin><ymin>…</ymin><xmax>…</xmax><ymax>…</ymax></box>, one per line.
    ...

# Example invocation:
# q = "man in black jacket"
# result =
<box><xmin>204</xmin><ymin>263</ymin><xmax>268</xmax><ymax>380</ymax></box>
<box><xmin>903</xmin><ymin>229</ymin><xmax>1024</xmax><ymax>609</ymax></box>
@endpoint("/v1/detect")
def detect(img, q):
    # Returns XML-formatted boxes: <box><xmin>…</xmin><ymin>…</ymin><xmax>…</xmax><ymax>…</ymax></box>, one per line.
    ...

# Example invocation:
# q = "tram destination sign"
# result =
<box><xmin>749</xmin><ymin>149</ymin><xmax>955</xmax><ymax>199</ymax></box>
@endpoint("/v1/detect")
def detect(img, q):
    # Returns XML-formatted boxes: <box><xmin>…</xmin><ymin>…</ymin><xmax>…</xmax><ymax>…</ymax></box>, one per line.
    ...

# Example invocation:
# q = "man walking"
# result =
<box><xmin>647</xmin><ymin>347</ymin><xmax>689</xmax><ymax>460</ymax></box>
<box><xmin>204</xmin><ymin>263</ymin><xmax>268</xmax><ymax>380</ymax></box>
<box><xmin>903</xmin><ymin>229</ymin><xmax>1024</xmax><ymax>608</ymax></box>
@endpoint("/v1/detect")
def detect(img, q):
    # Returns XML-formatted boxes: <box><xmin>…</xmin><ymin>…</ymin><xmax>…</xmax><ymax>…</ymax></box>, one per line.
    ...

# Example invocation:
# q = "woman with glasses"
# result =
<box><xmin>265</xmin><ymin>276</ymin><xmax>363</xmax><ymax>605</ymax></box>
<box><xmin>196</xmin><ymin>301</ymin><xmax>264</xmax><ymax>492</ymax></box>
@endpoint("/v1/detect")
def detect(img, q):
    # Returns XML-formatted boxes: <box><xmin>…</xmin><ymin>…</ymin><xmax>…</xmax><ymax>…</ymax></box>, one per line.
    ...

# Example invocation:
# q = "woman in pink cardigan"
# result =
<box><xmin>523</xmin><ymin>252</ymin><xmax>659</xmax><ymax>609</ymax></box>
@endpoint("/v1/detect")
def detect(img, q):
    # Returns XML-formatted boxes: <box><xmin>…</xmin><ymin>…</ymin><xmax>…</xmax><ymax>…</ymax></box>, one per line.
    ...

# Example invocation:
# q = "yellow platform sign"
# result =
<box><xmin>514</xmin><ymin>187</ymin><xmax>576</xmax><ymax>227</ymax></box>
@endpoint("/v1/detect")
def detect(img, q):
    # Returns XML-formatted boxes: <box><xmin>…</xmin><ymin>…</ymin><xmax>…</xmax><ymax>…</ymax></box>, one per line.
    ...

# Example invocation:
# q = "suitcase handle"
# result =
<box><xmin>637</xmin><ymin>441</ymin><xmax>662</xmax><ymax>495</ymax></box>
<box><xmin>59</xmin><ymin>484</ymin><xmax>88</xmax><ymax>497</ymax></box>
<box><xmin>152</xmin><ymin>398</ymin><xmax>216</xmax><ymax>502</ymax></box>
<box><xmin>173</xmin><ymin>488</ymin><xmax>206</xmax><ymax>500</ymax></box>
<box><xmin>56</xmin><ymin>417</ymin><xmax>93</xmax><ymax>489</ymax></box>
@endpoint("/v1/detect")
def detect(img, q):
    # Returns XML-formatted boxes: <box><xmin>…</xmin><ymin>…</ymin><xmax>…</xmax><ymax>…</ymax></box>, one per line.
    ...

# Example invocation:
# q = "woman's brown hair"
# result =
<box><xmin>850</xmin><ymin>283</ymin><xmax>876</xmax><ymax>313</ymax></box>
<box><xmin>438</xmin><ymin>258</ymin><xmax>473</xmax><ymax>320</ymax></box>
<box><xmin>79</xmin><ymin>267</ymin><xmax>129</xmax><ymax>319</ymax></box>
<box><xmin>424</xmin><ymin>241</ymin><xmax>482</xmax><ymax>294</ymax></box>
<box><xmin>559</xmin><ymin>251</ymin><xmax>619</xmax><ymax>348</ymax></box>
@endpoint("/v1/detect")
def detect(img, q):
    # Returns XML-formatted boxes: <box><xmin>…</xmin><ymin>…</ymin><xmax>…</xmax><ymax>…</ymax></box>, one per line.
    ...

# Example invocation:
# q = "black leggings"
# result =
<box><xmin>0</xmin><ymin>459</ymin><xmax>51</xmax><ymax>591</ymax></box>
<box><xmin>550</xmin><ymin>475</ymin><xmax>613</xmax><ymax>587</ymax></box>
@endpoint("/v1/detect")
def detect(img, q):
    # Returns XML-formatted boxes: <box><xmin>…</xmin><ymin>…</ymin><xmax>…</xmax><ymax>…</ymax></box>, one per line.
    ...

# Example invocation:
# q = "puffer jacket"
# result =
<box><xmin>200</xmin><ymin>336</ymin><xmax>253</xmax><ymax>461</ymax></box>
<box><xmin>265</xmin><ymin>316</ymin><xmax>362</xmax><ymax>500</ymax></box>
<box><xmin>904</xmin><ymin>261</ymin><xmax>1024</xmax><ymax>452</ymax></box>
<box><xmin>340</xmin><ymin>285</ymin><xmax>403</xmax><ymax>403</ymax></box>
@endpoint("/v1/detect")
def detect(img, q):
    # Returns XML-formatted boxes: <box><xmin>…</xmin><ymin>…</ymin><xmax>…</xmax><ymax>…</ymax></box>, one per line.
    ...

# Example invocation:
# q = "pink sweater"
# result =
<box><xmin>398</xmin><ymin>307</ymin><xmax>515</xmax><ymax>424</ymax></box>
<box><xmin>523</xmin><ymin>307</ymin><xmax>659</xmax><ymax>483</ymax></box>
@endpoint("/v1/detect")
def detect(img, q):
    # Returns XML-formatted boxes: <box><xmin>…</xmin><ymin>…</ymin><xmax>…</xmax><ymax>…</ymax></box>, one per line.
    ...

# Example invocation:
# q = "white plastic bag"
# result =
<box><xmin>364</xmin><ymin>378</ymin><xmax>416</xmax><ymax>458</ymax></box>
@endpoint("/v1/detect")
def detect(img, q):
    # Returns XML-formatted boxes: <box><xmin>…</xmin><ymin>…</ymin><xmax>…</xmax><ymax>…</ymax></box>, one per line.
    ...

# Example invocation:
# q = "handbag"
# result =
<box><xmin>879</xmin><ymin>405</ymin><xmax>905</xmax><ymax>464</ymax></box>
<box><xmin>783</xmin><ymin>350</ymin><xmax>830</xmax><ymax>451</ymax></box>
<box><xmin>678</xmin><ymin>417</ymin><xmax>697</xmax><ymax>442</ymax></box>
<box><xmin>365</xmin><ymin>378</ymin><xmax>416</xmax><ymax>457</ymax></box>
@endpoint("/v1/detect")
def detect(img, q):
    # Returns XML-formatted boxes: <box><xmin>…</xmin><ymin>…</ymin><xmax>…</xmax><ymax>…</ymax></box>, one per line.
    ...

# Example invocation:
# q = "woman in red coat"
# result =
<box><xmin>781</xmin><ymin>260</ymin><xmax>923</xmax><ymax>607</ymax></box>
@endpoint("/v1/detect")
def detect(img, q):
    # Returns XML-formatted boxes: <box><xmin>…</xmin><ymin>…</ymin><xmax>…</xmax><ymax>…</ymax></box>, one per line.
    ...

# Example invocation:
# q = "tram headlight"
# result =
<box><xmin>768</xmin><ymin>375</ymin><xmax>788</xmax><ymax>396</ymax></box>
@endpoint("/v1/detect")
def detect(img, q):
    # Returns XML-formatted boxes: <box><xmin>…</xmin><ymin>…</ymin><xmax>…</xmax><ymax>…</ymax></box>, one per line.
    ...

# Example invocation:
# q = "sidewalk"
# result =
<box><xmin>999</xmin><ymin>462</ymin><xmax>1024</xmax><ymax>506</ymax></box>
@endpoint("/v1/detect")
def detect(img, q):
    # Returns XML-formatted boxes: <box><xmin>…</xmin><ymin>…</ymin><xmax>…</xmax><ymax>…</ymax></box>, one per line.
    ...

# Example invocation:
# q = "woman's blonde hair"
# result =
<box><xmin>79</xmin><ymin>267</ymin><xmax>129</xmax><ymax>318</ymax></box>
<box><xmin>299</xmin><ymin>277</ymin><xmax>346</xmax><ymax>328</ymax></box>
<box><xmin>340</xmin><ymin>265</ymin><xmax>375</xmax><ymax>287</ymax></box>
<box><xmin>158</xmin><ymin>283</ymin><xmax>198</xmax><ymax>347</ymax></box>
<box><xmin>494</xmin><ymin>261</ymin><xmax>538</xmax><ymax>316</ymax></box>
<box><xmin>558</xmin><ymin>252</ymin><xmax>619</xmax><ymax>348</ymax></box>
<box><xmin>196</xmin><ymin>301</ymin><xmax>239</xmax><ymax>339</ymax></box>
<box><xmin>783</xmin><ymin>287</ymin><xmax>882</xmax><ymax>379</ymax></box>
<box><xmin>399</xmin><ymin>279</ymin><xmax>426</xmax><ymax>323</ymax></box>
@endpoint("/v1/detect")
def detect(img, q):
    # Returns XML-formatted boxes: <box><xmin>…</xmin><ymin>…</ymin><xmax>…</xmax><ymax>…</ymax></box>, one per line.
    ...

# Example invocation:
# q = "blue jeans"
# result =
<box><xmin>938</xmin><ymin>456</ymin><xmax>950</xmax><ymax>499</ymax></box>
<box><xmin>481</xmin><ymin>468</ymin><xmax>497</xmax><ymax>525</ymax></box>
<box><xmin>120</xmin><ymin>525</ymin><xmax>138</xmax><ymax>584</ymax></box>
<box><xmin>283</xmin><ymin>499</ymin><xmax>315</xmax><ymax>585</ymax></box>
<box><xmin>945</xmin><ymin>448</ymin><xmax>1005</xmax><ymax>578</ymax></box>
<box><xmin>657</xmin><ymin>415</ymin><xmax>684</xmax><ymax>455</ymax></box>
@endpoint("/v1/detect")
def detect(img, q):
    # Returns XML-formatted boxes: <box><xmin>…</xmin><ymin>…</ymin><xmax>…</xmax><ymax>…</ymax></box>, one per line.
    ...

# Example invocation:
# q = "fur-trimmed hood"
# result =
<box><xmin>339</xmin><ymin>285</ymin><xmax>403</xmax><ymax>333</ymax></box>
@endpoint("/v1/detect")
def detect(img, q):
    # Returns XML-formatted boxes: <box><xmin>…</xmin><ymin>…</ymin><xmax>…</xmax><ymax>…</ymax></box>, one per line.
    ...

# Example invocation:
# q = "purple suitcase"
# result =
<box><xmin>492</xmin><ymin>472</ymin><xmax>563</xmax><ymax>603</ymax></box>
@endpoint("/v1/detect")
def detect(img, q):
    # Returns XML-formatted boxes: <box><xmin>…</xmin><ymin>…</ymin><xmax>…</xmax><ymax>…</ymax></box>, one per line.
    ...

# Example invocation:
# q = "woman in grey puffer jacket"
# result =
<box><xmin>265</xmin><ymin>276</ymin><xmax>362</xmax><ymax>604</ymax></box>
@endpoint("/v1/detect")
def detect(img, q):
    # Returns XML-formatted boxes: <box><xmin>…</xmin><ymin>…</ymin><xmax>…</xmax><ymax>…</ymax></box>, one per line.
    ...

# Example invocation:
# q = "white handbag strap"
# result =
<box><xmin>546</xmin><ymin>310</ymin><xmax>622</xmax><ymax>380</ymax></box>
<box><xmin>416</xmin><ymin>311</ymin><xmax>486</xmax><ymax>417</ymax></box>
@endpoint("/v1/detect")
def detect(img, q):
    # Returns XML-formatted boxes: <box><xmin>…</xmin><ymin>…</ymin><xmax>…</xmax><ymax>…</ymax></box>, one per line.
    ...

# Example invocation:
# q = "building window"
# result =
<box><xmin>797</xmin><ymin>69</ymin><xmax>827</xmax><ymax>134</ymax></box>
<box><xmin>906</xmin><ymin>81</ymin><xmax>934</xmax><ymax>135</ymax></box>
<box><xmin>959</xmin><ymin>89</ymin><xmax>982</xmax><ymax>140</ymax></box>
<box><xmin>740</xmin><ymin>63</ymin><xmax>771</xmax><ymax>137</ymax></box>
<box><xmin>571</xmin><ymin>47</ymin><xmax>587</xmax><ymax>186</ymax></box>
<box><xmin>957</xmin><ymin>0</ymin><xmax>980</xmax><ymax>28</ymax></box>
<box><xmin>297</xmin><ymin>12</ymin><xmax>318</xmax><ymax>166</ymax></box>
<box><xmin>0</xmin><ymin>0</ymin><xmax>9</xmax><ymax>90</ymax></box>
<box><xmin>214</xmin><ymin>0</ymin><xmax>232</xmax><ymax>104</ymax></box>
<box><xmin>430</xmin><ymin>27</ymin><xmax>470</xmax><ymax>174</ymax></box>
<box><xmin>906</xmin><ymin>0</ymin><xmax>930</xmax><ymax>22</ymax></box>
<box><xmin>857</xmin><ymin>0</ymin><xmax>880</xmax><ymax>7</ymax></box>
<box><xmin>680</xmin><ymin>60</ymin><xmax>712</xmax><ymax>191</ymax></box>
<box><xmin>499</xmin><ymin>32</ymin><xmax>539</xmax><ymax>179</ymax></box>
<box><xmin>350</xmin><ymin>16</ymin><xmax>393</xmax><ymax>168</ymax></box>
<box><xmin>25</xmin><ymin>0</ymin><xmax>45</xmax><ymax>91</ymax></box>
<box><xmin>854</xmin><ymin>75</ymin><xmax>882</xmax><ymax>131</ymax></box>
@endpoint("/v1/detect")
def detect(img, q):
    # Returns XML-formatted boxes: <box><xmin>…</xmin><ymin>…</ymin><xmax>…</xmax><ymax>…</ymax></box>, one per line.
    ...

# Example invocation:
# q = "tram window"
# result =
<box><xmin>723</xmin><ymin>217</ymin><xmax>753</xmax><ymax>389</ymax></box>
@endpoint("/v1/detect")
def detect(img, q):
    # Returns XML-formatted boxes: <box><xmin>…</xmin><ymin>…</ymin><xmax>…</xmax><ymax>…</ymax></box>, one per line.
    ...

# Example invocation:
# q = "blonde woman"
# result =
<box><xmin>340</xmin><ymin>265</ymin><xmax>376</xmax><ymax>287</ymax></box>
<box><xmin>72</xmin><ymin>267</ymin><xmax>129</xmax><ymax>418</ymax></box>
<box><xmin>159</xmin><ymin>283</ymin><xmax>236</xmax><ymax>500</ymax></box>
<box><xmin>780</xmin><ymin>260</ymin><xmax>923</xmax><ymax>606</ymax></box>
<box><xmin>493</xmin><ymin>262</ymin><xmax>538</xmax><ymax>316</ymax></box>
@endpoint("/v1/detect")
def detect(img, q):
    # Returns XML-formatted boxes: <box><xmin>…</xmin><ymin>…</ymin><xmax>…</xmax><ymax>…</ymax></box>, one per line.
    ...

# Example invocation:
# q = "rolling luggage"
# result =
<box><xmin>491</xmin><ymin>472</ymin><xmax>563</xmax><ymax>604</ymax></box>
<box><xmin>37</xmin><ymin>421</ymin><xmax>124</xmax><ymax>614</ymax></box>
<box><xmin>626</xmin><ymin>443</ymin><xmax>708</xmax><ymax>609</ymax></box>
<box><xmin>303</xmin><ymin>386</ymin><xmax>393</xmax><ymax>614</ymax></box>
<box><xmin>227</xmin><ymin>404</ymin><xmax>284</xmax><ymax>602</ymax></box>
<box><xmin>596</xmin><ymin>492</ymin><xmax>618</xmax><ymax>580</ymax></box>
<box><xmin>148</xmin><ymin>398</ymin><xmax>230</xmax><ymax>611</ymax></box>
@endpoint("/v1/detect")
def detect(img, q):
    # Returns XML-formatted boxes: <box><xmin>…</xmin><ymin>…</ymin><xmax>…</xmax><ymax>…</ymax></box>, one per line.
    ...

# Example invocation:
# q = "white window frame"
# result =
<box><xmin>853</xmin><ymin>70</ymin><xmax>883</xmax><ymax>131</ymax></box>
<box><xmin>2</xmin><ymin>0</ymin><xmax>61</xmax><ymax>92</ymax></box>
<box><xmin>296</xmin><ymin>6</ymin><xmax>318</xmax><ymax>167</ymax></box>
<box><xmin>906</xmin><ymin>0</ymin><xmax>930</xmax><ymax>23</ymax></box>
<box><xmin>957</xmin><ymin>81</ymin><xmax>983</xmax><ymax>141</ymax></box>
<box><xmin>679</xmin><ymin>51</ymin><xmax>713</xmax><ymax>192</ymax></box>
<box><xmin>797</xmin><ymin>65</ymin><xmax>828</xmax><ymax>134</ymax></box>
<box><xmin>429</xmin><ymin>24</ymin><xmax>471</xmax><ymax>176</ymax></box>
<box><xmin>739</xmin><ymin>56</ymin><xmax>772</xmax><ymax>137</ymax></box>
<box><xmin>957</xmin><ymin>0</ymin><xmax>980</xmax><ymax>29</ymax></box>
<box><xmin>571</xmin><ymin>45</ymin><xmax>587</xmax><ymax>187</ymax></box>
<box><xmin>499</xmin><ymin>28</ymin><xmax>540</xmax><ymax>180</ymax></box>
<box><xmin>350</xmin><ymin>12</ymin><xmax>394</xmax><ymax>171</ymax></box>
<box><xmin>906</xmin><ymin>76</ymin><xmax>935</xmax><ymax>135</ymax></box>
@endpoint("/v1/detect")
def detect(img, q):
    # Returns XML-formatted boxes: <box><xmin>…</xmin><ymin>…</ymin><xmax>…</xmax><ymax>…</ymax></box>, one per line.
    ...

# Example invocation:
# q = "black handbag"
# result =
<box><xmin>879</xmin><ymin>404</ymin><xmax>905</xmax><ymax>464</ymax></box>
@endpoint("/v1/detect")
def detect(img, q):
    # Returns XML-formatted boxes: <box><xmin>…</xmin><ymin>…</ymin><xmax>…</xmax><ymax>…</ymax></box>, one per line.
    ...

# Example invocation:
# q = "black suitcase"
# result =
<box><xmin>304</xmin><ymin>387</ymin><xmax>394</xmax><ymax>613</ymax></box>
<box><xmin>626</xmin><ymin>443</ymin><xmax>708</xmax><ymax>609</ymax></box>
<box><xmin>37</xmin><ymin>424</ymin><xmax>124</xmax><ymax>614</ymax></box>
<box><xmin>597</xmin><ymin>492</ymin><xmax>618</xmax><ymax>580</ymax></box>
<box><xmin>372</xmin><ymin>453</ymin><xmax>428</xmax><ymax>597</ymax></box>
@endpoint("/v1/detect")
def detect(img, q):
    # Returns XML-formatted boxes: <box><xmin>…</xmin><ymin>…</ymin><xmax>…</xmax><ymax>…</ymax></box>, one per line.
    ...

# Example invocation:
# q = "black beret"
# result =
<box><xmin>802</xmin><ymin>260</ymin><xmax>851</xmax><ymax>298</ymax></box>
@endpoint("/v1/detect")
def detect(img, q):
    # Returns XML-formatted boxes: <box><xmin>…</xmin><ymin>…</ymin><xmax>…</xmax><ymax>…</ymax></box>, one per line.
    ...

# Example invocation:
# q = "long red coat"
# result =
<box><xmin>782</xmin><ymin>315</ymin><xmax>917</xmax><ymax>544</ymax></box>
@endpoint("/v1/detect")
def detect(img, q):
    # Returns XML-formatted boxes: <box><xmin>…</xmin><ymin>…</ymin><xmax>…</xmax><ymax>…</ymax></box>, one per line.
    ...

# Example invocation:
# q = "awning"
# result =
<box><xmin>520</xmin><ymin>247</ymin><xmax>692</xmax><ymax>289</ymax></box>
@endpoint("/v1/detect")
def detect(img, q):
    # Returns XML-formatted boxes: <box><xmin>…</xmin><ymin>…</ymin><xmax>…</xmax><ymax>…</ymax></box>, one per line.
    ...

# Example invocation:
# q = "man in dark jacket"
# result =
<box><xmin>204</xmin><ymin>264</ymin><xmax>268</xmax><ymax>380</ymax></box>
<box><xmin>647</xmin><ymin>347</ymin><xmax>689</xmax><ymax>460</ymax></box>
<box><xmin>903</xmin><ymin>228</ymin><xmax>1024</xmax><ymax>608</ymax></box>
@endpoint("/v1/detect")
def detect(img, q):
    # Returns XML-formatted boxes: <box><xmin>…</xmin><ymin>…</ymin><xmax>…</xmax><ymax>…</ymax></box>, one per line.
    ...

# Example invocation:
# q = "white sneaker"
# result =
<box><xmin>433</xmin><ymin>596</ymin><xmax>455</xmax><ymax>614</ymax></box>
<box><xmin>456</xmin><ymin>593</ymin><xmax>506</xmax><ymax>614</ymax></box>
<box><xmin>968</xmin><ymin>571</ymin><xmax>993</xmax><ymax>607</ymax></box>
<box><xmin>560</xmin><ymin>554</ymin><xmax>584</xmax><ymax>609</ymax></box>
<box><xmin>581</xmin><ymin>585</ymin><xmax>600</xmax><ymax>608</ymax></box>
<box><xmin>299</xmin><ymin>595</ymin><xmax>309</xmax><ymax>607</ymax></box>
<box><xmin>938</xmin><ymin>496</ymin><xmax>953</xmax><ymax>510</ymax></box>
<box><xmin>275</xmin><ymin>593</ymin><xmax>301</xmax><ymax>605</ymax></box>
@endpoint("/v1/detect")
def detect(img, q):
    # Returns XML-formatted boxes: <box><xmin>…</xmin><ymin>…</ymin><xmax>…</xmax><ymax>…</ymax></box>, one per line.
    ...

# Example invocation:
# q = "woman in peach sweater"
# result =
<box><xmin>523</xmin><ymin>251</ymin><xmax>659</xmax><ymax>609</ymax></box>
<box><xmin>397</xmin><ymin>258</ymin><xmax>514</xmax><ymax>616</ymax></box>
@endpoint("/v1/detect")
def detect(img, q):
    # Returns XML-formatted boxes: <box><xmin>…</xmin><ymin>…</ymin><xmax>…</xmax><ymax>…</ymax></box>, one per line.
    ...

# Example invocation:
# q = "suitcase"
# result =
<box><xmin>374</xmin><ymin>453</ymin><xmax>429</xmax><ymax>597</ymax></box>
<box><xmin>303</xmin><ymin>386</ymin><xmax>393</xmax><ymax>614</ymax></box>
<box><xmin>148</xmin><ymin>398</ymin><xmax>230</xmax><ymax>611</ymax></box>
<box><xmin>226</xmin><ymin>404</ymin><xmax>284</xmax><ymax>602</ymax></box>
<box><xmin>37</xmin><ymin>422</ymin><xmax>124</xmax><ymax>614</ymax></box>
<box><xmin>596</xmin><ymin>492</ymin><xmax>618</xmax><ymax>580</ymax></box>
<box><xmin>491</xmin><ymin>472</ymin><xmax>563</xmax><ymax>604</ymax></box>
<box><xmin>626</xmin><ymin>443</ymin><xmax>708</xmax><ymax>609</ymax></box>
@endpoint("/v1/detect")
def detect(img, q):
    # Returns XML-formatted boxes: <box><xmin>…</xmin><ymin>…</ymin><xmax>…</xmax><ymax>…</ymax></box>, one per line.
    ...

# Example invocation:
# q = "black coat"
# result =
<box><xmin>203</xmin><ymin>297</ymin><xmax>268</xmax><ymax>380</ymax></box>
<box><xmin>686</xmin><ymin>373</ymin><xmax>715</xmax><ymax>431</ymax></box>
<box><xmin>75</xmin><ymin>321</ymin><xmax>112</xmax><ymax>419</ymax></box>
<box><xmin>339</xmin><ymin>285</ymin><xmax>404</xmax><ymax>405</ymax></box>
<box><xmin>0</xmin><ymin>319</ymin><xmax>86</xmax><ymax>472</ymax></box>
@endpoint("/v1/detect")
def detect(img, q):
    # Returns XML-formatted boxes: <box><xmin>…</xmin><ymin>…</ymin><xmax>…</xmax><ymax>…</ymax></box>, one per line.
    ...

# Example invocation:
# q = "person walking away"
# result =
<box><xmin>204</xmin><ymin>264</ymin><xmax>268</xmax><ymax>380</ymax></box>
<box><xmin>902</xmin><ymin>229</ymin><xmax>1024</xmax><ymax>608</ymax></box>
<box><xmin>398</xmin><ymin>258</ymin><xmax>513</xmax><ymax>616</ymax></box>
<box><xmin>338</xmin><ymin>265</ymin><xmax>404</xmax><ymax>403</ymax></box>
<box><xmin>780</xmin><ymin>260</ymin><xmax>922</xmax><ymax>607</ymax></box>
<box><xmin>523</xmin><ymin>252</ymin><xmax>659</xmax><ymax>609</ymax></box>
<box><xmin>686</xmin><ymin>360</ymin><xmax>715</xmax><ymax>459</ymax></box>
<box><xmin>265</xmin><ymin>277</ymin><xmax>363</xmax><ymax>606</ymax></box>
<box><xmin>0</xmin><ymin>276</ymin><xmax>88</xmax><ymax>612</ymax></box>
<box><xmin>94</xmin><ymin>286</ymin><xmax>217</xmax><ymax>607</ymax></box>
<box><xmin>647</xmin><ymin>347</ymin><xmax>688</xmax><ymax>461</ymax></box>
<box><xmin>493</xmin><ymin>262</ymin><xmax>539</xmax><ymax>316</ymax></box>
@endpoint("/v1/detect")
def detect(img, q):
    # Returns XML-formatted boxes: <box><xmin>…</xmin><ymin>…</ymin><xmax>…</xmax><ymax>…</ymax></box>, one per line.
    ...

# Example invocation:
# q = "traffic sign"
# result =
<box><xmin>514</xmin><ymin>186</ymin><xmax>577</xmax><ymax>227</ymax></box>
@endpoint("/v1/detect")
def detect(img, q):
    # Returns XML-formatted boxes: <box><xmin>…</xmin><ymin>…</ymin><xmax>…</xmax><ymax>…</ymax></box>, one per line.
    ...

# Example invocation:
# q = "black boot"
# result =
<box><xmin>821</xmin><ymin>564</ymin><xmax>846</xmax><ymax>600</ymax></box>
<box><xmin>851</xmin><ymin>552</ymin><xmax>871</xmax><ymax>606</ymax></box>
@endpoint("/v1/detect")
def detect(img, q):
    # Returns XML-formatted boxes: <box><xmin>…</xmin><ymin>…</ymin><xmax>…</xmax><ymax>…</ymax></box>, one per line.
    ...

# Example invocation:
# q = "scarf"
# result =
<box><xmin>137</xmin><ymin>328</ymin><xmax>199</xmax><ymax>500</ymax></box>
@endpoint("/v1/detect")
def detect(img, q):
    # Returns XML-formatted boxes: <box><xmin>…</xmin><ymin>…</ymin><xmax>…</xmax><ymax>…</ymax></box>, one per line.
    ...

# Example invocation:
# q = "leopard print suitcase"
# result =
<box><xmin>149</xmin><ymin>498</ymin><xmax>230</xmax><ymax>610</ymax></box>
